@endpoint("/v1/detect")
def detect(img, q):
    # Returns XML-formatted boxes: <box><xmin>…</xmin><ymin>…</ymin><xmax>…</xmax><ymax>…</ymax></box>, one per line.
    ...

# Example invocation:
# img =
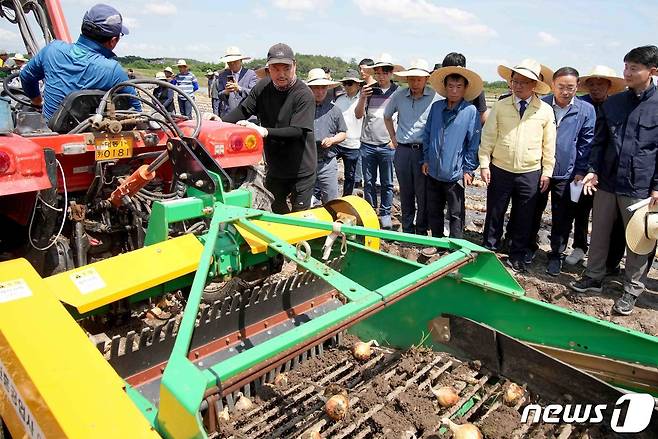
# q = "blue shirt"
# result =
<box><xmin>173</xmin><ymin>71</ymin><xmax>199</xmax><ymax>96</ymax></box>
<box><xmin>20</xmin><ymin>35</ymin><xmax>140</xmax><ymax>120</ymax></box>
<box><xmin>384</xmin><ymin>86</ymin><xmax>437</xmax><ymax>144</ymax></box>
<box><xmin>314</xmin><ymin>100</ymin><xmax>347</xmax><ymax>160</ymax></box>
<box><xmin>422</xmin><ymin>99</ymin><xmax>480</xmax><ymax>182</ymax></box>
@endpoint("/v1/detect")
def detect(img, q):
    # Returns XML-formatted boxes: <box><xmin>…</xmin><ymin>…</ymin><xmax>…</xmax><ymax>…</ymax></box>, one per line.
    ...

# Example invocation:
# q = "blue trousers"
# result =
<box><xmin>361</xmin><ymin>142</ymin><xmax>394</xmax><ymax>217</ymax></box>
<box><xmin>178</xmin><ymin>97</ymin><xmax>193</xmax><ymax>118</ymax></box>
<box><xmin>335</xmin><ymin>146</ymin><xmax>360</xmax><ymax>196</ymax></box>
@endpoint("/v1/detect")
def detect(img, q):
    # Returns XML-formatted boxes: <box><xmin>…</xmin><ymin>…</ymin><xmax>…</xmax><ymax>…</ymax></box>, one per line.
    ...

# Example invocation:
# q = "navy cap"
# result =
<box><xmin>82</xmin><ymin>4</ymin><xmax>129</xmax><ymax>37</ymax></box>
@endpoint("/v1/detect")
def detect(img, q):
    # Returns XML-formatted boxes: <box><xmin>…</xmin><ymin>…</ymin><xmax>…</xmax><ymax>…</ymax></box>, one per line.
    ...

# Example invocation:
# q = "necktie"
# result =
<box><xmin>519</xmin><ymin>100</ymin><xmax>527</xmax><ymax>118</ymax></box>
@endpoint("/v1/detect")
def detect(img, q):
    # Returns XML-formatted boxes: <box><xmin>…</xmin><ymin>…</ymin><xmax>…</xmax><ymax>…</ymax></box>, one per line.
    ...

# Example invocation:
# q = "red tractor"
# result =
<box><xmin>0</xmin><ymin>0</ymin><xmax>269</xmax><ymax>276</ymax></box>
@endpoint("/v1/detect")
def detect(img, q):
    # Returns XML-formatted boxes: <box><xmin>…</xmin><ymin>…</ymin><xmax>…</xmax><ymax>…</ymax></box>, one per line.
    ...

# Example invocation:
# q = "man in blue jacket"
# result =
<box><xmin>528</xmin><ymin>67</ymin><xmax>596</xmax><ymax>275</ymax></box>
<box><xmin>422</xmin><ymin>66</ymin><xmax>482</xmax><ymax>239</ymax></box>
<box><xmin>215</xmin><ymin>47</ymin><xmax>258</xmax><ymax>118</ymax></box>
<box><xmin>571</xmin><ymin>46</ymin><xmax>658</xmax><ymax>315</ymax></box>
<box><xmin>20</xmin><ymin>3</ymin><xmax>140</xmax><ymax>121</ymax></box>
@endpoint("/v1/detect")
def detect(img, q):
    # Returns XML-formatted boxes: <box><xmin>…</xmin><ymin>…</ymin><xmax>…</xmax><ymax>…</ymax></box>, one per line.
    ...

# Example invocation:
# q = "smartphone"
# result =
<box><xmin>369</xmin><ymin>86</ymin><xmax>383</xmax><ymax>96</ymax></box>
<box><xmin>227</xmin><ymin>75</ymin><xmax>235</xmax><ymax>83</ymax></box>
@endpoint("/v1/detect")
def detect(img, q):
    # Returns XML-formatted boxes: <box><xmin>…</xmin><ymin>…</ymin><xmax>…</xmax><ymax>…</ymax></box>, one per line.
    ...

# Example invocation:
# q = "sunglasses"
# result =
<box><xmin>343</xmin><ymin>81</ymin><xmax>357</xmax><ymax>86</ymax></box>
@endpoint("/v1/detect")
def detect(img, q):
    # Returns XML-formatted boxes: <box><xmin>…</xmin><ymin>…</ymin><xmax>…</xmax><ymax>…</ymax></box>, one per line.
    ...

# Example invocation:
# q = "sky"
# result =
<box><xmin>0</xmin><ymin>0</ymin><xmax>655</xmax><ymax>81</ymax></box>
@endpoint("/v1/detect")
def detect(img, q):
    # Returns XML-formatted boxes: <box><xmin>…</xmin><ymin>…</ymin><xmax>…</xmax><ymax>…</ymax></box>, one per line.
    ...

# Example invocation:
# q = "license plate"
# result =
<box><xmin>95</xmin><ymin>136</ymin><xmax>133</xmax><ymax>161</ymax></box>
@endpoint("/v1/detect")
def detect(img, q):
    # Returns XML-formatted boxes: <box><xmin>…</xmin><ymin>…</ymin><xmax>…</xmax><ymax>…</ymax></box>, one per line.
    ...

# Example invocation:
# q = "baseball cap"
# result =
<box><xmin>82</xmin><ymin>4</ymin><xmax>129</xmax><ymax>37</ymax></box>
<box><xmin>266</xmin><ymin>43</ymin><xmax>294</xmax><ymax>66</ymax></box>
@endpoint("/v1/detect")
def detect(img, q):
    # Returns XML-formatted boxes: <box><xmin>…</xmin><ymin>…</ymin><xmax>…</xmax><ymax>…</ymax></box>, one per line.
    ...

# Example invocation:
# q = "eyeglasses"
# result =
<box><xmin>511</xmin><ymin>79</ymin><xmax>534</xmax><ymax>87</ymax></box>
<box><xmin>556</xmin><ymin>85</ymin><xmax>577</xmax><ymax>92</ymax></box>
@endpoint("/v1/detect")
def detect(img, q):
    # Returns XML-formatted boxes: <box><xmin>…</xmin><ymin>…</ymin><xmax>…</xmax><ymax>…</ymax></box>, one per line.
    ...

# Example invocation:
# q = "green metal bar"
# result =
<box><xmin>145</xmin><ymin>198</ymin><xmax>206</xmax><ymax>246</ymax></box>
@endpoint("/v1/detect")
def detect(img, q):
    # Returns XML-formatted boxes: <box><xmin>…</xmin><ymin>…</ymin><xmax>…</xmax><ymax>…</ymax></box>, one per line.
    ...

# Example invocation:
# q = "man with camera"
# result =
<box><xmin>215</xmin><ymin>46</ymin><xmax>258</xmax><ymax>118</ymax></box>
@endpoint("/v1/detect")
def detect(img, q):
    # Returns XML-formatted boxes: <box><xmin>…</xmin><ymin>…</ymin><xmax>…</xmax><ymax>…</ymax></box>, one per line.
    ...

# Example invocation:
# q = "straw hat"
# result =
<box><xmin>176</xmin><ymin>59</ymin><xmax>187</xmax><ymax>66</ymax></box>
<box><xmin>219</xmin><ymin>46</ymin><xmax>251</xmax><ymax>63</ymax></box>
<box><xmin>429</xmin><ymin>66</ymin><xmax>484</xmax><ymax>102</ymax></box>
<box><xmin>363</xmin><ymin>53</ymin><xmax>405</xmax><ymax>74</ymax></box>
<box><xmin>205</xmin><ymin>69</ymin><xmax>214</xmax><ymax>76</ymax></box>
<box><xmin>497</xmin><ymin>59</ymin><xmax>551</xmax><ymax>95</ymax></box>
<box><xmin>579</xmin><ymin>65</ymin><xmax>626</xmax><ymax>94</ymax></box>
<box><xmin>626</xmin><ymin>204</ymin><xmax>658</xmax><ymax>255</ymax></box>
<box><xmin>164</xmin><ymin>66</ymin><xmax>173</xmax><ymax>74</ymax></box>
<box><xmin>540</xmin><ymin>64</ymin><xmax>554</xmax><ymax>88</ymax></box>
<box><xmin>394</xmin><ymin>59</ymin><xmax>432</xmax><ymax>82</ymax></box>
<box><xmin>155</xmin><ymin>71</ymin><xmax>166</xmax><ymax>80</ymax></box>
<box><xmin>339</xmin><ymin>69</ymin><xmax>364</xmax><ymax>83</ymax></box>
<box><xmin>11</xmin><ymin>53</ymin><xmax>27</xmax><ymax>63</ymax></box>
<box><xmin>305</xmin><ymin>68</ymin><xmax>340</xmax><ymax>88</ymax></box>
<box><xmin>255</xmin><ymin>66</ymin><xmax>268</xmax><ymax>79</ymax></box>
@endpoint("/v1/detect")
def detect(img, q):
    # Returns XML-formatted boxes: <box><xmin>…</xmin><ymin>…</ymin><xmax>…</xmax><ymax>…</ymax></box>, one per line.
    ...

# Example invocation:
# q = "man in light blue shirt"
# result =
<box><xmin>384</xmin><ymin>60</ymin><xmax>437</xmax><ymax>235</ymax></box>
<box><xmin>173</xmin><ymin>59</ymin><xmax>198</xmax><ymax>117</ymax></box>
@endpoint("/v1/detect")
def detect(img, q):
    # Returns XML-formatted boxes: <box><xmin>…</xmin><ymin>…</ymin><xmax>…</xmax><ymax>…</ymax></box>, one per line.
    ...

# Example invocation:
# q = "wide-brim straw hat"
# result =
<box><xmin>11</xmin><ymin>53</ymin><xmax>27</xmax><ymax>63</ymax></box>
<box><xmin>363</xmin><ymin>53</ymin><xmax>405</xmax><ymax>74</ymax></box>
<box><xmin>394</xmin><ymin>59</ymin><xmax>432</xmax><ymax>82</ymax></box>
<box><xmin>155</xmin><ymin>72</ymin><xmax>166</xmax><ymax>80</ymax></box>
<box><xmin>579</xmin><ymin>65</ymin><xmax>626</xmax><ymax>94</ymax></box>
<box><xmin>429</xmin><ymin>66</ymin><xmax>484</xmax><ymax>102</ymax></box>
<box><xmin>255</xmin><ymin>66</ymin><xmax>268</xmax><ymax>79</ymax></box>
<box><xmin>176</xmin><ymin>59</ymin><xmax>187</xmax><ymax>66</ymax></box>
<box><xmin>626</xmin><ymin>204</ymin><xmax>658</xmax><ymax>255</ymax></box>
<box><xmin>164</xmin><ymin>67</ymin><xmax>173</xmax><ymax>74</ymax></box>
<box><xmin>305</xmin><ymin>68</ymin><xmax>340</xmax><ymax>88</ymax></box>
<box><xmin>220</xmin><ymin>46</ymin><xmax>251</xmax><ymax>63</ymax></box>
<box><xmin>540</xmin><ymin>64</ymin><xmax>554</xmax><ymax>88</ymax></box>
<box><xmin>497</xmin><ymin>59</ymin><xmax>551</xmax><ymax>95</ymax></box>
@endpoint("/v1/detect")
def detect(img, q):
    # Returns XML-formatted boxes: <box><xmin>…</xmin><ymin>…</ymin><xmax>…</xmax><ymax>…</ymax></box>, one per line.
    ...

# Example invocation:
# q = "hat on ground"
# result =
<box><xmin>220</xmin><ymin>46</ymin><xmax>251</xmax><ymax>63</ymax></box>
<box><xmin>155</xmin><ymin>71</ymin><xmax>166</xmax><ymax>80</ymax></box>
<box><xmin>164</xmin><ymin>66</ymin><xmax>173</xmax><ymax>74</ymax></box>
<box><xmin>497</xmin><ymin>59</ymin><xmax>551</xmax><ymax>95</ymax></box>
<box><xmin>339</xmin><ymin>69</ymin><xmax>364</xmax><ymax>83</ymax></box>
<box><xmin>267</xmin><ymin>43</ymin><xmax>295</xmax><ymax>66</ymax></box>
<box><xmin>364</xmin><ymin>53</ymin><xmax>405</xmax><ymax>74</ymax></box>
<box><xmin>306</xmin><ymin>68</ymin><xmax>340</xmax><ymax>88</ymax></box>
<box><xmin>394</xmin><ymin>59</ymin><xmax>432</xmax><ymax>81</ymax></box>
<box><xmin>429</xmin><ymin>66</ymin><xmax>484</xmax><ymax>102</ymax></box>
<box><xmin>626</xmin><ymin>204</ymin><xmax>658</xmax><ymax>255</ymax></box>
<box><xmin>11</xmin><ymin>53</ymin><xmax>27</xmax><ymax>63</ymax></box>
<box><xmin>82</xmin><ymin>3</ymin><xmax>129</xmax><ymax>37</ymax></box>
<box><xmin>579</xmin><ymin>65</ymin><xmax>626</xmax><ymax>94</ymax></box>
<box><xmin>176</xmin><ymin>59</ymin><xmax>187</xmax><ymax>67</ymax></box>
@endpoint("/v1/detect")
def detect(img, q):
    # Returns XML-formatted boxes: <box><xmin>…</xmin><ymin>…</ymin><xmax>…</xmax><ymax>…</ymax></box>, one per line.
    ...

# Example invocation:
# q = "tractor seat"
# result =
<box><xmin>48</xmin><ymin>90</ymin><xmax>131</xmax><ymax>134</ymax></box>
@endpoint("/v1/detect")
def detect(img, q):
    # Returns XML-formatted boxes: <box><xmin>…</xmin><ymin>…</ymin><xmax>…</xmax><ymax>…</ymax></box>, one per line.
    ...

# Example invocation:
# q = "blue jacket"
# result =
<box><xmin>214</xmin><ymin>68</ymin><xmax>258</xmax><ymax>117</ymax></box>
<box><xmin>20</xmin><ymin>35</ymin><xmax>140</xmax><ymax>120</ymax></box>
<box><xmin>589</xmin><ymin>82</ymin><xmax>658</xmax><ymax>198</ymax></box>
<box><xmin>422</xmin><ymin>99</ymin><xmax>480</xmax><ymax>183</ymax></box>
<box><xmin>541</xmin><ymin>95</ymin><xmax>596</xmax><ymax>180</ymax></box>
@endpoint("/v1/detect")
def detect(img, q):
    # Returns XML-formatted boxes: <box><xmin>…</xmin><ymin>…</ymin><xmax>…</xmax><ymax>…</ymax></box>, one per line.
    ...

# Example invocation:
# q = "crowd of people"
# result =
<box><xmin>14</xmin><ymin>3</ymin><xmax>658</xmax><ymax>316</ymax></box>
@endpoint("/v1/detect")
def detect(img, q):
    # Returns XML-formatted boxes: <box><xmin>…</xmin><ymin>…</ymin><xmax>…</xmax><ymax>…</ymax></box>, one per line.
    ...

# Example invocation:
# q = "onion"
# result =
<box><xmin>217</xmin><ymin>406</ymin><xmax>230</xmax><ymax>422</ymax></box>
<box><xmin>431</xmin><ymin>386</ymin><xmax>460</xmax><ymax>407</ymax></box>
<box><xmin>324</xmin><ymin>394</ymin><xmax>349</xmax><ymax>421</ymax></box>
<box><xmin>352</xmin><ymin>339</ymin><xmax>379</xmax><ymax>361</ymax></box>
<box><xmin>273</xmin><ymin>373</ymin><xmax>288</xmax><ymax>387</ymax></box>
<box><xmin>442</xmin><ymin>418</ymin><xmax>482</xmax><ymax>439</ymax></box>
<box><xmin>503</xmin><ymin>382</ymin><xmax>525</xmax><ymax>406</ymax></box>
<box><xmin>234</xmin><ymin>392</ymin><xmax>253</xmax><ymax>411</ymax></box>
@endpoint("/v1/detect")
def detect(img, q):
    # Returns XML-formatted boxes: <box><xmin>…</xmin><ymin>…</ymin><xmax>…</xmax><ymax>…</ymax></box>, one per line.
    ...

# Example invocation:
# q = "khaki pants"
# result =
<box><xmin>585</xmin><ymin>189</ymin><xmax>651</xmax><ymax>297</ymax></box>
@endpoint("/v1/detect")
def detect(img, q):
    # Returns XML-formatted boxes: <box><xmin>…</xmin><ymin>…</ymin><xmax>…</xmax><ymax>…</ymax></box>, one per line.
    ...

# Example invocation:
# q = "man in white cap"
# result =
<box><xmin>334</xmin><ymin>69</ymin><xmax>364</xmax><ymax>196</ymax></box>
<box><xmin>423</xmin><ymin>66</ymin><xmax>482</xmax><ymax>239</ymax></box>
<box><xmin>355</xmin><ymin>53</ymin><xmax>402</xmax><ymax>229</ymax></box>
<box><xmin>20</xmin><ymin>3</ymin><xmax>141</xmax><ymax>121</ymax></box>
<box><xmin>172</xmin><ymin>59</ymin><xmax>198</xmax><ymax>117</ymax></box>
<box><xmin>565</xmin><ymin>66</ymin><xmax>627</xmax><ymax>268</ymax></box>
<box><xmin>307</xmin><ymin>68</ymin><xmax>347</xmax><ymax>204</ymax></box>
<box><xmin>479</xmin><ymin>59</ymin><xmax>556</xmax><ymax>272</ymax></box>
<box><xmin>215</xmin><ymin>46</ymin><xmax>257</xmax><ymax>118</ymax></box>
<box><xmin>223</xmin><ymin>43</ymin><xmax>316</xmax><ymax>214</ymax></box>
<box><xmin>383</xmin><ymin>59</ymin><xmax>437</xmax><ymax>235</ymax></box>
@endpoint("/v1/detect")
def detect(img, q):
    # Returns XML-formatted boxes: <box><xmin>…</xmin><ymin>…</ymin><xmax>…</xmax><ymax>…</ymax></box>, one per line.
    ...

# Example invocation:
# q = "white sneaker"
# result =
<box><xmin>565</xmin><ymin>248</ymin><xmax>586</xmax><ymax>266</ymax></box>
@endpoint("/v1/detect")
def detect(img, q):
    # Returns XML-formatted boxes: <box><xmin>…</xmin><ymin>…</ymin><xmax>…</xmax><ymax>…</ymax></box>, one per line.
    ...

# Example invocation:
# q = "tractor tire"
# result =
<box><xmin>239</xmin><ymin>165</ymin><xmax>273</xmax><ymax>211</ymax></box>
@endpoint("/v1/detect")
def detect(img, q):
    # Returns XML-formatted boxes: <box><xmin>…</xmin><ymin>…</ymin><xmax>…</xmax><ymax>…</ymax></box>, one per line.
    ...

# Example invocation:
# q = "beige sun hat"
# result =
<box><xmin>255</xmin><ymin>66</ymin><xmax>268</xmax><ymax>79</ymax></box>
<box><xmin>626</xmin><ymin>204</ymin><xmax>658</xmax><ymax>255</ymax></box>
<box><xmin>155</xmin><ymin>71</ymin><xmax>166</xmax><ymax>80</ymax></box>
<box><xmin>429</xmin><ymin>66</ymin><xmax>484</xmax><ymax>102</ymax></box>
<box><xmin>497</xmin><ymin>59</ymin><xmax>551</xmax><ymax>95</ymax></box>
<box><xmin>394</xmin><ymin>59</ymin><xmax>432</xmax><ymax>82</ymax></box>
<box><xmin>219</xmin><ymin>46</ymin><xmax>251</xmax><ymax>63</ymax></box>
<box><xmin>164</xmin><ymin>66</ymin><xmax>173</xmax><ymax>74</ymax></box>
<box><xmin>176</xmin><ymin>59</ymin><xmax>187</xmax><ymax>66</ymax></box>
<box><xmin>363</xmin><ymin>53</ymin><xmax>405</xmax><ymax>74</ymax></box>
<box><xmin>11</xmin><ymin>53</ymin><xmax>27</xmax><ymax>63</ymax></box>
<box><xmin>305</xmin><ymin>68</ymin><xmax>340</xmax><ymax>88</ymax></box>
<box><xmin>579</xmin><ymin>65</ymin><xmax>626</xmax><ymax>94</ymax></box>
<box><xmin>540</xmin><ymin>64</ymin><xmax>554</xmax><ymax>88</ymax></box>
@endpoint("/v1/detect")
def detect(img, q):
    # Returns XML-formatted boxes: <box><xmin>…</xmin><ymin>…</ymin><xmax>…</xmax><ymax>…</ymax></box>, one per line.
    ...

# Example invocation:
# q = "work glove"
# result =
<box><xmin>236</xmin><ymin>120</ymin><xmax>268</xmax><ymax>138</ymax></box>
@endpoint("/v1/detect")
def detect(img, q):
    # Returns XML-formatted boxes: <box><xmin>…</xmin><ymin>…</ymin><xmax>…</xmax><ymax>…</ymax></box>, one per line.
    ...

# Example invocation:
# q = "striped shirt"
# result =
<box><xmin>174</xmin><ymin>71</ymin><xmax>198</xmax><ymax>96</ymax></box>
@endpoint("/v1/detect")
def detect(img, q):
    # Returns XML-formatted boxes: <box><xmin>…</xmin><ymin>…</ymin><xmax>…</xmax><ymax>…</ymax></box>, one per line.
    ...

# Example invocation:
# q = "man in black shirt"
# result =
<box><xmin>223</xmin><ymin>43</ymin><xmax>316</xmax><ymax>214</ymax></box>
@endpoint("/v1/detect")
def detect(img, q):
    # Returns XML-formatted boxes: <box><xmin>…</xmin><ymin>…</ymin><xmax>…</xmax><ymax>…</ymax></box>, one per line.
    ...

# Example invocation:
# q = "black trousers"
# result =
<box><xmin>528</xmin><ymin>178</ymin><xmax>571</xmax><ymax>260</ymax></box>
<box><xmin>483</xmin><ymin>165</ymin><xmax>540</xmax><ymax>261</ymax></box>
<box><xmin>265</xmin><ymin>173</ymin><xmax>315</xmax><ymax>214</ymax></box>
<box><xmin>571</xmin><ymin>192</ymin><xmax>625</xmax><ymax>270</ymax></box>
<box><xmin>426</xmin><ymin>177</ymin><xmax>465</xmax><ymax>238</ymax></box>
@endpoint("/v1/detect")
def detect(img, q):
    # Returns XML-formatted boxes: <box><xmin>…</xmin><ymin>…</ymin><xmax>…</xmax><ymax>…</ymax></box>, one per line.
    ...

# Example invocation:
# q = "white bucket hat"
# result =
<box><xmin>394</xmin><ymin>59</ymin><xmax>432</xmax><ymax>81</ymax></box>
<box><xmin>305</xmin><ymin>68</ymin><xmax>340</xmax><ymax>88</ymax></box>
<box><xmin>155</xmin><ymin>71</ymin><xmax>166</xmax><ymax>80</ymax></box>
<box><xmin>11</xmin><ymin>53</ymin><xmax>27</xmax><ymax>63</ymax></box>
<box><xmin>579</xmin><ymin>65</ymin><xmax>626</xmax><ymax>94</ymax></box>
<box><xmin>219</xmin><ymin>46</ymin><xmax>251</xmax><ymax>63</ymax></box>
<box><xmin>429</xmin><ymin>66</ymin><xmax>484</xmax><ymax>102</ymax></box>
<box><xmin>363</xmin><ymin>53</ymin><xmax>405</xmax><ymax>74</ymax></box>
<box><xmin>626</xmin><ymin>204</ymin><xmax>658</xmax><ymax>255</ymax></box>
<box><xmin>497</xmin><ymin>59</ymin><xmax>551</xmax><ymax>95</ymax></box>
<box><xmin>176</xmin><ymin>59</ymin><xmax>187</xmax><ymax>66</ymax></box>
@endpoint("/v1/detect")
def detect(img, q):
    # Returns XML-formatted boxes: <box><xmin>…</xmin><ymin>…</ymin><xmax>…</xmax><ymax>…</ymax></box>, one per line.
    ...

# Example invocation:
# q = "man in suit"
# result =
<box><xmin>215</xmin><ymin>46</ymin><xmax>258</xmax><ymax>118</ymax></box>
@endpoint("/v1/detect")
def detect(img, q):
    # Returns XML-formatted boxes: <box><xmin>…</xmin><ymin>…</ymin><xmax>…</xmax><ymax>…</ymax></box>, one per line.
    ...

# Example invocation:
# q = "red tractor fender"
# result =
<box><xmin>0</xmin><ymin>134</ymin><xmax>52</xmax><ymax>197</ymax></box>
